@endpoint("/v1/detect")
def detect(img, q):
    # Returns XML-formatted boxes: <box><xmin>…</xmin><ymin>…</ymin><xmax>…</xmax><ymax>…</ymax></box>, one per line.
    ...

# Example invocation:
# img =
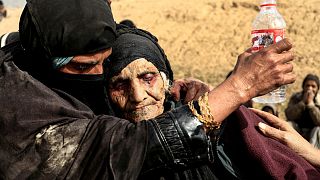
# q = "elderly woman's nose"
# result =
<box><xmin>130</xmin><ymin>81</ymin><xmax>147</xmax><ymax>103</ymax></box>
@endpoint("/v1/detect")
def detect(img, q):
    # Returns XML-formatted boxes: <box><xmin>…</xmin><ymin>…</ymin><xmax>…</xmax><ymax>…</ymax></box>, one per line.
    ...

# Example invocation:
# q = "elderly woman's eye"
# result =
<box><xmin>142</xmin><ymin>73</ymin><xmax>155</xmax><ymax>82</ymax></box>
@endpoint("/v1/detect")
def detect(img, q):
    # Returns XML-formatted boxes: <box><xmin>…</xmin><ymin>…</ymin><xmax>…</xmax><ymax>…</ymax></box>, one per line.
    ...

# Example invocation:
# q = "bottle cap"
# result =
<box><xmin>260</xmin><ymin>4</ymin><xmax>277</xmax><ymax>7</ymax></box>
<box><xmin>260</xmin><ymin>0</ymin><xmax>277</xmax><ymax>7</ymax></box>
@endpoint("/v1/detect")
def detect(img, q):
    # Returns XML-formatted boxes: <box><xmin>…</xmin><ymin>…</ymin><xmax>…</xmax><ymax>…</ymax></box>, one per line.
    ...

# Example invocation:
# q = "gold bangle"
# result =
<box><xmin>188</xmin><ymin>92</ymin><xmax>221</xmax><ymax>130</ymax></box>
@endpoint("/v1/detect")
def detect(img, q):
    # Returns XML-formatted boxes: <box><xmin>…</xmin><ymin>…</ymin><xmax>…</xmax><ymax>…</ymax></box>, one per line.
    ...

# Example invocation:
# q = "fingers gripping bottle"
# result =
<box><xmin>251</xmin><ymin>0</ymin><xmax>286</xmax><ymax>103</ymax></box>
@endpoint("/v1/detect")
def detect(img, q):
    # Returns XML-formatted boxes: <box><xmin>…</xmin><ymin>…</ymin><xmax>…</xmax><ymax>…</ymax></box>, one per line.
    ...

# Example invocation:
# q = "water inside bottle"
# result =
<box><xmin>252</xmin><ymin>85</ymin><xmax>286</xmax><ymax>103</ymax></box>
<box><xmin>251</xmin><ymin>0</ymin><xmax>286</xmax><ymax>103</ymax></box>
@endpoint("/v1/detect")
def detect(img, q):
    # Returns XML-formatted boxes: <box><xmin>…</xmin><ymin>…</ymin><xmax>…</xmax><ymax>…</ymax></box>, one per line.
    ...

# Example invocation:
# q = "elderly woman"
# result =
<box><xmin>104</xmin><ymin>27</ymin><xmax>218</xmax><ymax>179</ymax></box>
<box><xmin>104</xmin><ymin>27</ymin><xmax>320</xmax><ymax>179</ymax></box>
<box><xmin>105</xmin><ymin>28</ymin><xmax>175</xmax><ymax>122</ymax></box>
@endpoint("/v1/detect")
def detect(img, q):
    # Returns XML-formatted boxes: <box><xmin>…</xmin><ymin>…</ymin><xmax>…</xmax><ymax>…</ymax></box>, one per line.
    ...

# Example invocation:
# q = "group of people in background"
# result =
<box><xmin>0</xmin><ymin>0</ymin><xmax>319</xmax><ymax>179</ymax></box>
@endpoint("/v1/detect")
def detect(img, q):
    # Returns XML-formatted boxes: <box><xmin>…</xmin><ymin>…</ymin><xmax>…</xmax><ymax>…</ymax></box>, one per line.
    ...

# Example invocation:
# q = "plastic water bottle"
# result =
<box><xmin>251</xmin><ymin>0</ymin><xmax>286</xmax><ymax>103</ymax></box>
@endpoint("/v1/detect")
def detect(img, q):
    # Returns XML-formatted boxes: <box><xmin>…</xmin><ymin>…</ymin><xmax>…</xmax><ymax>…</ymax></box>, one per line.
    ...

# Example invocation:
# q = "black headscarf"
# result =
<box><xmin>105</xmin><ymin>27</ymin><xmax>173</xmax><ymax>82</ymax></box>
<box><xmin>19</xmin><ymin>0</ymin><xmax>116</xmax><ymax>57</ymax></box>
<box><xmin>17</xmin><ymin>0</ymin><xmax>117</xmax><ymax>115</ymax></box>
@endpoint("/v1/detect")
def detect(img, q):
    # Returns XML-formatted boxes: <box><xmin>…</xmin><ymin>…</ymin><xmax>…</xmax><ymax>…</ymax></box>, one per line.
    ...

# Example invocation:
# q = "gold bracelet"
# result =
<box><xmin>188</xmin><ymin>92</ymin><xmax>221</xmax><ymax>130</ymax></box>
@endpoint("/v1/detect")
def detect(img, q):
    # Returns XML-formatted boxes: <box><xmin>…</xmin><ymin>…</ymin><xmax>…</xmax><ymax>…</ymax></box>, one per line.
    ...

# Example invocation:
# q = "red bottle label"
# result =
<box><xmin>251</xmin><ymin>29</ymin><xmax>285</xmax><ymax>52</ymax></box>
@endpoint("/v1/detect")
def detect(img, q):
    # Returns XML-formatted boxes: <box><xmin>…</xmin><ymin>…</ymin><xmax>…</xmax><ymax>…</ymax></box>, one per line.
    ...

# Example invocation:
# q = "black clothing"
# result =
<box><xmin>0</xmin><ymin>47</ymin><xmax>212</xmax><ymax>179</ymax></box>
<box><xmin>0</xmin><ymin>32</ymin><xmax>20</xmax><ymax>48</ymax></box>
<box><xmin>50</xmin><ymin>72</ymin><xmax>109</xmax><ymax>115</ymax></box>
<box><xmin>10</xmin><ymin>0</ymin><xmax>118</xmax><ymax>115</ymax></box>
<box><xmin>6</xmin><ymin>39</ymin><xmax>111</xmax><ymax>115</ymax></box>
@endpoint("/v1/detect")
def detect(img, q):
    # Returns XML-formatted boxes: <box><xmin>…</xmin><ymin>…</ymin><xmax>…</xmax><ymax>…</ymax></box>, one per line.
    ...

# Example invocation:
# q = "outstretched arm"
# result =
<box><xmin>207</xmin><ymin>38</ymin><xmax>295</xmax><ymax>124</ymax></box>
<box><xmin>171</xmin><ymin>39</ymin><xmax>295</xmax><ymax>126</ymax></box>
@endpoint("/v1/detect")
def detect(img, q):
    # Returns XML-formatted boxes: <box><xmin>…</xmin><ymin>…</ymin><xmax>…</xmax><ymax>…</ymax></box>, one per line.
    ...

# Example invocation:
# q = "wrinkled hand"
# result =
<box><xmin>303</xmin><ymin>89</ymin><xmax>315</xmax><ymax>105</ymax></box>
<box><xmin>231</xmin><ymin>38</ymin><xmax>296</xmax><ymax>100</ymax></box>
<box><xmin>251</xmin><ymin>108</ymin><xmax>320</xmax><ymax>167</ymax></box>
<box><xmin>170</xmin><ymin>78</ymin><xmax>213</xmax><ymax>103</ymax></box>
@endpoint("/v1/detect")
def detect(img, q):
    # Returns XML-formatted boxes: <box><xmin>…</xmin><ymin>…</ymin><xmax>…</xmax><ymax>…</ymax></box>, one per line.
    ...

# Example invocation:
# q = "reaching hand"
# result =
<box><xmin>251</xmin><ymin>108</ymin><xmax>320</xmax><ymax>168</ymax></box>
<box><xmin>170</xmin><ymin>78</ymin><xmax>213</xmax><ymax>103</ymax></box>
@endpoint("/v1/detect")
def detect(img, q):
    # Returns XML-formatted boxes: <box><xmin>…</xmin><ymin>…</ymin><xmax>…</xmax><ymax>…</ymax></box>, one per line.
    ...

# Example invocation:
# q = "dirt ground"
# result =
<box><xmin>1</xmin><ymin>0</ymin><xmax>319</xmax><ymax>119</ymax></box>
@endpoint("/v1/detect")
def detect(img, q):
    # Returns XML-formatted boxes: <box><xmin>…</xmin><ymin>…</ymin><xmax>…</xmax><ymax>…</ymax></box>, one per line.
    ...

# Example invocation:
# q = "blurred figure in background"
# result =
<box><xmin>0</xmin><ymin>0</ymin><xmax>7</xmax><ymax>21</ymax></box>
<box><xmin>119</xmin><ymin>19</ymin><xmax>137</xmax><ymax>28</ymax></box>
<box><xmin>285</xmin><ymin>74</ymin><xmax>320</xmax><ymax>148</ymax></box>
<box><xmin>261</xmin><ymin>103</ymin><xmax>279</xmax><ymax>117</ymax></box>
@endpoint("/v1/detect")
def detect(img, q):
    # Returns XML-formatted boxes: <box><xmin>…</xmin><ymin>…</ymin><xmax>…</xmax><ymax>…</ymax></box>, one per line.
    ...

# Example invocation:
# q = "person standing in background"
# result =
<box><xmin>261</xmin><ymin>103</ymin><xmax>279</xmax><ymax>117</ymax></box>
<box><xmin>119</xmin><ymin>19</ymin><xmax>137</xmax><ymax>28</ymax></box>
<box><xmin>285</xmin><ymin>74</ymin><xmax>320</xmax><ymax>148</ymax></box>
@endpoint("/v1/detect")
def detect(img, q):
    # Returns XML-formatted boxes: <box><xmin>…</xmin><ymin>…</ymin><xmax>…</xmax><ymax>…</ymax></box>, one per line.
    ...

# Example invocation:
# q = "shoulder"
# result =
<box><xmin>0</xmin><ymin>32</ymin><xmax>20</xmax><ymax>48</ymax></box>
<box><xmin>0</xmin><ymin>40</ymin><xmax>24</xmax><ymax>65</ymax></box>
<box><xmin>290</xmin><ymin>92</ymin><xmax>303</xmax><ymax>100</ymax></box>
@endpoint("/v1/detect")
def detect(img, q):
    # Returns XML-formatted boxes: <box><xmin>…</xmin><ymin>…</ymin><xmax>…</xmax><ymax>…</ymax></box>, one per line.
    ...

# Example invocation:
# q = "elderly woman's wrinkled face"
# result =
<box><xmin>108</xmin><ymin>58</ymin><xmax>166</xmax><ymax>122</ymax></box>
